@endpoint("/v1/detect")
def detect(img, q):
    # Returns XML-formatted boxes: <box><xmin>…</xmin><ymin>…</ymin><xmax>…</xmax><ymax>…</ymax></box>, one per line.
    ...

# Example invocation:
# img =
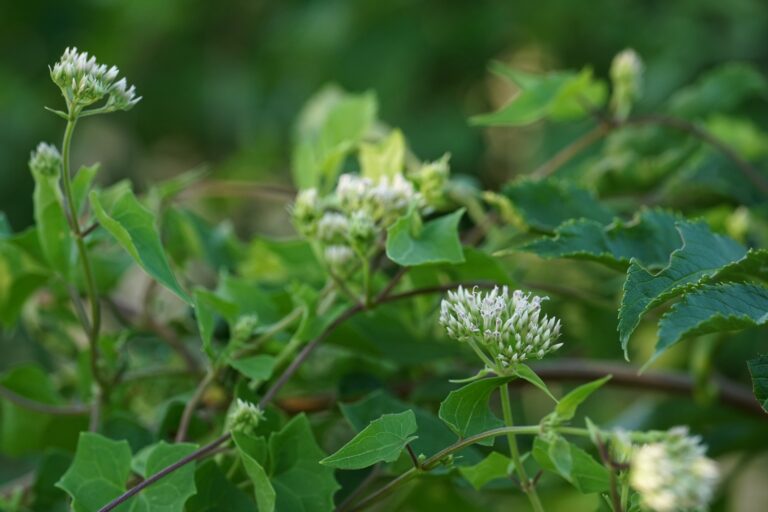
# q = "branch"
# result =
<box><xmin>179</xmin><ymin>180</ymin><xmax>296</xmax><ymax>202</ymax></box>
<box><xmin>627</xmin><ymin>115</ymin><xmax>768</xmax><ymax>197</ymax></box>
<box><xmin>98</xmin><ymin>278</ymin><xmax>470</xmax><ymax>511</ymax></box>
<box><xmin>0</xmin><ymin>385</ymin><xmax>89</xmax><ymax>416</ymax></box>
<box><xmin>531</xmin><ymin>124</ymin><xmax>611</xmax><ymax>179</ymax></box>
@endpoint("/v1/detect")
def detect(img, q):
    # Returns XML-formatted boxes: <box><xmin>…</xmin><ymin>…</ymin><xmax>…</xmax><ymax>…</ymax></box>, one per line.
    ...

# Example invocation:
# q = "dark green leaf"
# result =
<box><xmin>655</xmin><ymin>283</ymin><xmax>768</xmax><ymax>359</ymax></box>
<box><xmin>747</xmin><ymin>355</ymin><xmax>768</xmax><ymax>413</ymax></box>
<box><xmin>386</xmin><ymin>208</ymin><xmax>465</xmax><ymax>266</ymax></box>
<box><xmin>321</xmin><ymin>410</ymin><xmax>418</xmax><ymax>469</ymax></box>
<box><xmin>521</xmin><ymin>209</ymin><xmax>682</xmax><ymax>270</ymax></box>
<box><xmin>90</xmin><ymin>185</ymin><xmax>191</xmax><ymax>303</ymax></box>
<box><xmin>186</xmin><ymin>461</ymin><xmax>255</xmax><ymax>512</ymax></box>
<box><xmin>619</xmin><ymin>221</ymin><xmax>747</xmax><ymax>354</ymax></box>
<box><xmin>438</xmin><ymin>378</ymin><xmax>506</xmax><ymax>446</ymax></box>
<box><xmin>503</xmin><ymin>178</ymin><xmax>613</xmax><ymax>232</ymax></box>
<box><xmin>56</xmin><ymin>432</ymin><xmax>132</xmax><ymax>512</ymax></box>
<box><xmin>269</xmin><ymin>414</ymin><xmax>340</xmax><ymax>512</ymax></box>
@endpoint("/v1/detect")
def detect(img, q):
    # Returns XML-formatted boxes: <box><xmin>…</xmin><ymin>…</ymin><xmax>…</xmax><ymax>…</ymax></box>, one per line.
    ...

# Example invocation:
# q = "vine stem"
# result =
<box><xmin>175</xmin><ymin>370</ymin><xmax>217</xmax><ymax>442</ymax></box>
<box><xmin>500</xmin><ymin>383</ymin><xmax>545</xmax><ymax>512</ymax></box>
<box><xmin>347</xmin><ymin>425</ymin><xmax>592</xmax><ymax>511</ymax></box>
<box><xmin>60</xmin><ymin>113</ymin><xmax>107</xmax><ymax>431</ymax></box>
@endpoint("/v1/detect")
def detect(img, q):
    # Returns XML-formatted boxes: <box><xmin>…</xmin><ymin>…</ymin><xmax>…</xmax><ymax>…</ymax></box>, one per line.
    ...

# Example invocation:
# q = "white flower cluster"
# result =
<box><xmin>50</xmin><ymin>47</ymin><xmax>140</xmax><ymax>111</ymax></box>
<box><xmin>439</xmin><ymin>286</ymin><xmax>563</xmax><ymax>369</ymax></box>
<box><xmin>630</xmin><ymin>427</ymin><xmax>719</xmax><ymax>512</ymax></box>
<box><xmin>291</xmin><ymin>171</ymin><xmax>420</xmax><ymax>275</ymax></box>
<box><xmin>28</xmin><ymin>142</ymin><xmax>62</xmax><ymax>177</ymax></box>
<box><xmin>227</xmin><ymin>399</ymin><xmax>265</xmax><ymax>437</ymax></box>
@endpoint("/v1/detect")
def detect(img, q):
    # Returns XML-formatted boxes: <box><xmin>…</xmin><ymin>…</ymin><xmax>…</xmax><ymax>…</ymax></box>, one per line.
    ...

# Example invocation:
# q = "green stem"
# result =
<box><xmin>61</xmin><ymin>114</ymin><xmax>107</xmax><ymax>429</ymax></box>
<box><xmin>500</xmin><ymin>384</ymin><xmax>545</xmax><ymax>512</ymax></box>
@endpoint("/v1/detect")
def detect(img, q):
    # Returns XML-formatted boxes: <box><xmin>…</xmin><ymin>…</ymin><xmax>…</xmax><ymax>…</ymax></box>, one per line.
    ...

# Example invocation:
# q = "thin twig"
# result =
<box><xmin>0</xmin><ymin>385</ymin><xmax>89</xmax><ymax>415</ymax></box>
<box><xmin>179</xmin><ymin>181</ymin><xmax>296</xmax><ymax>202</ymax></box>
<box><xmin>176</xmin><ymin>371</ymin><xmax>217</xmax><ymax>442</ymax></box>
<box><xmin>531</xmin><ymin>124</ymin><xmax>611</xmax><ymax>179</ymax></box>
<box><xmin>405</xmin><ymin>444</ymin><xmax>420</xmax><ymax>469</ymax></box>
<box><xmin>595</xmin><ymin>432</ymin><xmax>623</xmax><ymax>512</ymax></box>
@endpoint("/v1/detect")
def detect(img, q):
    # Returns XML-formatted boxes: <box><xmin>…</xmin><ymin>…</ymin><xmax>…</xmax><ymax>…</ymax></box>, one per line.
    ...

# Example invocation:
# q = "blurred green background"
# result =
<box><xmin>3</xmin><ymin>0</ymin><xmax>768</xmax><ymax>232</ymax></box>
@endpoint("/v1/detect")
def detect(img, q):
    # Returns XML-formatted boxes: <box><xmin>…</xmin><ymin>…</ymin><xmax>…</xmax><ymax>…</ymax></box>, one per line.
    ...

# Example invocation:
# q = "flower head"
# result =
<box><xmin>28</xmin><ymin>142</ymin><xmax>62</xmax><ymax>177</ymax></box>
<box><xmin>227</xmin><ymin>399</ymin><xmax>265</xmax><ymax>436</ymax></box>
<box><xmin>439</xmin><ymin>286</ymin><xmax>563</xmax><ymax>370</ymax></box>
<box><xmin>630</xmin><ymin>427</ymin><xmax>719</xmax><ymax>512</ymax></box>
<box><xmin>610</xmin><ymin>48</ymin><xmax>643</xmax><ymax>120</ymax></box>
<box><xmin>291</xmin><ymin>188</ymin><xmax>322</xmax><ymax>236</ymax></box>
<box><xmin>324</xmin><ymin>244</ymin><xmax>355</xmax><ymax>274</ymax></box>
<box><xmin>50</xmin><ymin>47</ymin><xmax>140</xmax><ymax>111</ymax></box>
<box><xmin>335</xmin><ymin>173</ymin><xmax>419</xmax><ymax>225</ymax></box>
<box><xmin>317</xmin><ymin>212</ymin><xmax>350</xmax><ymax>243</ymax></box>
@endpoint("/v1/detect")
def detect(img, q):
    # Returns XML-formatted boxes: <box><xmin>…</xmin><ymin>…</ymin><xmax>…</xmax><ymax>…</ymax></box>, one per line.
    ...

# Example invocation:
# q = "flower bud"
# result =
<box><xmin>28</xmin><ymin>143</ymin><xmax>62</xmax><ymax>177</ymax></box>
<box><xmin>291</xmin><ymin>188</ymin><xmax>322</xmax><ymax>236</ymax></box>
<box><xmin>316</xmin><ymin>212</ymin><xmax>350</xmax><ymax>244</ymax></box>
<box><xmin>324</xmin><ymin>244</ymin><xmax>355</xmax><ymax>274</ymax></box>
<box><xmin>610</xmin><ymin>49</ymin><xmax>643</xmax><ymax>121</ymax></box>
<box><xmin>231</xmin><ymin>314</ymin><xmax>259</xmax><ymax>347</ymax></box>
<box><xmin>227</xmin><ymin>399</ymin><xmax>265</xmax><ymax>437</ymax></box>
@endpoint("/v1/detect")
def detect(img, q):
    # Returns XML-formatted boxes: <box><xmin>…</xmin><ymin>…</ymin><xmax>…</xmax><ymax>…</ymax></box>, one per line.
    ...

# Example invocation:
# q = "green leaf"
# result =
<box><xmin>655</xmin><ymin>283</ymin><xmax>768</xmax><ymax>359</ymax></box>
<box><xmin>56</xmin><ymin>432</ymin><xmax>132</xmax><ymax>512</ymax></box>
<box><xmin>292</xmin><ymin>86</ymin><xmax>377</xmax><ymax>191</ymax></box>
<box><xmin>668</xmin><ymin>63</ymin><xmax>768</xmax><ymax>119</ymax></box>
<box><xmin>229</xmin><ymin>355</ymin><xmax>276</xmax><ymax>384</ymax></box>
<box><xmin>72</xmin><ymin>164</ymin><xmax>100</xmax><ymax>214</ymax></box>
<box><xmin>0</xmin><ymin>235</ymin><xmax>49</xmax><ymax>326</ymax></box>
<box><xmin>512</xmin><ymin>364</ymin><xmax>558</xmax><ymax>403</ymax></box>
<box><xmin>360</xmin><ymin>129</ymin><xmax>405</xmax><ymax>180</ymax></box>
<box><xmin>186</xmin><ymin>461</ymin><xmax>255</xmax><ymax>512</ymax></box>
<box><xmin>532</xmin><ymin>437</ymin><xmax>610</xmax><ymax>493</ymax></box>
<box><xmin>233</xmin><ymin>432</ymin><xmax>276</xmax><ymax>512</ymax></box>
<box><xmin>386</xmin><ymin>208</ymin><xmax>465</xmax><ymax>266</ymax></box>
<box><xmin>471</xmin><ymin>64</ymin><xmax>606</xmax><ymax>126</ymax></box>
<box><xmin>269</xmin><ymin>414</ymin><xmax>340</xmax><ymax>511</ymax></box>
<box><xmin>439</xmin><ymin>378</ymin><xmax>506</xmax><ymax>446</ymax></box>
<box><xmin>193</xmin><ymin>288</ymin><xmax>239</xmax><ymax>361</ymax></box>
<box><xmin>321</xmin><ymin>410</ymin><xmax>418</xmax><ymax>470</ymax></box>
<box><xmin>0</xmin><ymin>365</ymin><xmax>86</xmax><ymax>456</ymax></box>
<box><xmin>340</xmin><ymin>390</ymin><xmax>469</xmax><ymax>461</ymax></box>
<box><xmin>555</xmin><ymin>376</ymin><xmax>612</xmax><ymax>421</ymax></box>
<box><xmin>502</xmin><ymin>178</ymin><xmax>613</xmax><ymax>233</ymax></box>
<box><xmin>90</xmin><ymin>186</ymin><xmax>191</xmax><ymax>303</ymax></box>
<box><xmin>457</xmin><ymin>451</ymin><xmax>512</xmax><ymax>490</ymax></box>
<box><xmin>747</xmin><ymin>355</ymin><xmax>768</xmax><ymax>413</ymax></box>
<box><xmin>521</xmin><ymin>210</ymin><xmax>683</xmax><ymax>271</ymax></box>
<box><xmin>31</xmin><ymin>165</ymin><xmax>72</xmax><ymax>278</ymax></box>
<box><xmin>618</xmin><ymin>221</ymin><xmax>747</xmax><ymax>354</ymax></box>
<box><xmin>130</xmin><ymin>441</ymin><xmax>198</xmax><ymax>512</ymax></box>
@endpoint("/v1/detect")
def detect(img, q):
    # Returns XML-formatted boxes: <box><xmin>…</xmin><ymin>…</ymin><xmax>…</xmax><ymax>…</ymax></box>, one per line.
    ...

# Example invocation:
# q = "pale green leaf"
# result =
<box><xmin>386</xmin><ymin>208</ymin><xmax>465</xmax><ymax>266</ymax></box>
<box><xmin>458</xmin><ymin>451</ymin><xmax>512</xmax><ymax>490</ymax></box>
<box><xmin>56</xmin><ymin>432</ymin><xmax>132</xmax><ymax>512</ymax></box>
<box><xmin>233</xmin><ymin>432</ymin><xmax>275</xmax><ymax>512</ymax></box>
<box><xmin>130</xmin><ymin>441</ymin><xmax>198</xmax><ymax>512</ymax></box>
<box><xmin>186</xmin><ymin>461</ymin><xmax>255</xmax><ymax>512</ymax></box>
<box><xmin>31</xmin><ymin>166</ymin><xmax>72</xmax><ymax>278</ymax></box>
<box><xmin>90</xmin><ymin>186</ymin><xmax>191</xmax><ymax>303</ymax></box>
<box><xmin>229</xmin><ymin>355</ymin><xmax>276</xmax><ymax>384</ymax></box>
<box><xmin>555</xmin><ymin>376</ymin><xmax>611</xmax><ymax>421</ymax></box>
<box><xmin>532</xmin><ymin>437</ymin><xmax>610</xmax><ymax>493</ymax></box>
<box><xmin>360</xmin><ymin>129</ymin><xmax>405</xmax><ymax>180</ymax></box>
<box><xmin>513</xmin><ymin>364</ymin><xmax>558</xmax><ymax>403</ymax></box>
<box><xmin>321</xmin><ymin>410</ymin><xmax>418</xmax><ymax>470</ymax></box>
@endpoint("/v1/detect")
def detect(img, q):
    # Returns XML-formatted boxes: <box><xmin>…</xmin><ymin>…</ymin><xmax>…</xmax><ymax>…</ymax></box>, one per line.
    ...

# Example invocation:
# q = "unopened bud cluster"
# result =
<box><xmin>292</xmin><ymin>171</ymin><xmax>420</xmax><ymax>275</ymax></box>
<box><xmin>50</xmin><ymin>47</ymin><xmax>140</xmax><ymax>111</ymax></box>
<box><xmin>439</xmin><ymin>286</ymin><xmax>563</xmax><ymax>370</ymax></box>
<box><xmin>610</xmin><ymin>48</ymin><xmax>643</xmax><ymax>121</ymax></box>
<box><xmin>227</xmin><ymin>399</ymin><xmax>265</xmax><ymax>437</ymax></box>
<box><xmin>629</xmin><ymin>427</ymin><xmax>719</xmax><ymax>512</ymax></box>
<box><xmin>28</xmin><ymin>142</ymin><xmax>62</xmax><ymax>177</ymax></box>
